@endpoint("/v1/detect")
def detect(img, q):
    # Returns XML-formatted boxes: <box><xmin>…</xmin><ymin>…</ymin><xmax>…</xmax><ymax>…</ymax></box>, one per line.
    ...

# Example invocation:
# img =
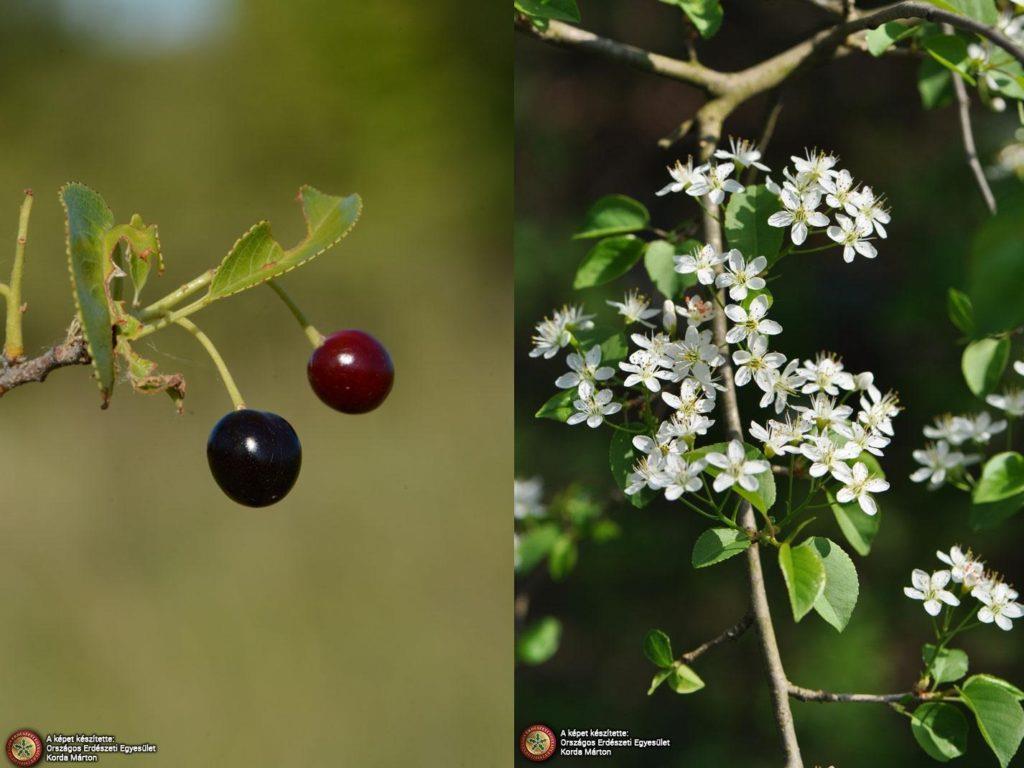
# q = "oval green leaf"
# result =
<box><xmin>691</xmin><ymin>527</ymin><xmax>750</xmax><ymax>569</ymax></box>
<box><xmin>667</xmin><ymin>662</ymin><xmax>705</xmax><ymax>694</ymax></box>
<box><xmin>724</xmin><ymin>185</ymin><xmax>783</xmax><ymax>265</ymax></box>
<box><xmin>959</xmin><ymin>674</ymin><xmax>1024</xmax><ymax>767</ymax></box>
<box><xmin>573</xmin><ymin>194</ymin><xmax>649</xmax><ymax>240</ymax></box>
<box><xmin>828</xmin><ymin>486</ymin><xmax>881</xmax><ymax>556</ymax></box>
<box><xmin>969</xmin><ymin>191</ymin><xmax>1024</xmax><ymax>335</ymax></box>
<box><xmin>971</xmin><ymin>452</ymin><xmax>1024</xmax><ymax>530</ymax></box>
<box><xmin>923</xmin><ymin>644</ymin><xmax>969</xmax><ymax>685</ymax></box>
<box><xmin>516</xmin><ymin>616</ymin><xmax>562</xmax><ymax>665</ymax></box>
<box><xmin>911</xmin><ymin>701</ymin><xmax>968</xmax><ymax>762</ymax></box>
<box><xmin>573</xmin><ymin>235</ymin><xmax>645</xmax><ymax>289</ymax></box>
<box><xmin>209</xmin><ymin>186</ymin><xmax>361</xmax><ymax>299</ymax></box>
<box><xmin>810</xmin><ymin>537</ymin><xmax>859</xmax><ymax>632</ymax></box>
<box><xmin>962</xmin><ymin>337</ymin><xmax>1010</xmax><ymax>397</ymax></box>
<box><xmin>643</xmin><ymin>629</ymin><xmax>674</xmax><ymax>668</ymax></box>
<box><xmin>778</xmin><ymin>540</ymin><xmax>826</xmax><ymax>622</ymax></box>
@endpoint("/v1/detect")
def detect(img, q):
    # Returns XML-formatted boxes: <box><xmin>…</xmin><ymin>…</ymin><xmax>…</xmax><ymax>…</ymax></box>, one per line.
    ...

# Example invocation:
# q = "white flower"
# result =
<box><xmin>677</xmin><ymin>294</ymin><xmax>715</xmax><ymax>327</ymax></box>
<box><xmin>858</xmin><ymin>389</ymin><xmax>900</xmax><ymax>436</ymax></box>
<box><xmin>974</xmin><ymin>581</ymin><xmax>1024</xmax><ymax>631</ymax></box>
<box><xmin>625</xmin><ymin>453</ymin><xmax>666</xmax><ymax>495</ymax></box>
<box><xmin>911</xmin><ymin>441</ymin><xmax>977</xmax><ymax>489</ymax></box>
<box><xmin>724</xmin><ymin>295</ymin><xmax>782</xmax><ymax>345</ymax></box>
<box><xmin>967</xmin><ymin>43</ymin><xmax>1002</xmax><ymax>90</ymax></box>
<box><xmin>666</xmin><ymin>325</ymin><xmax>722</xmax><ymax>383</ymax></box>
<box><xmin>923</xmin><ymin>414</ymin><xmax>969</xmax><ymax>446</ymax></box>
<box><xmin>847</xmin><ymin>185</ymin><xmax>890</xmax><ymax>238</ymax></box>
<box><xmin>620</xmin><ymin>350</ymin><xmax>673</xmax><ymax>392</ymax></box>
<box><xmin>732</xmin><ymin>334</ymin><xmax>786</xmax><ymax>389</ymax></box>
<box><xmin>937</xmin><ymin>546</ymin><xmax>986</xmax><ymax>588</ymax></box>
<box><xmin>714</xmin><ymin>137</ymin><xmax>770</xmax><ymax>171</ymax></box>
<box><xmin>631</xmin><ymin>331</ymin><xmax>673</xmax><ymax>362</ymax></box>
<box><xmin>960</xmin><ymin>411</ymin><xmax>1007</xmax><ymax>444</ymax></box>
<box><xmin>827</xmin><ymin>214</ymin><xmax>877</xmax><ymax>263</ymax></box>
<box><xmin>661</xmin><ymin>299</ymin><xmax>677</xmax><ymax>333</ymax></box>
<box><xmin>768</xmin><ymin>187</ymin><xmax>830</xmax><ymax>246</ymax></box>
<box><xmin>675</xmin><ymin>243</ymin><xmax>723</xmax><ymax>286</ymax></box>
<box><xmin>799</xmin><ymin>434</ymin><xmax>857</xmax><ymax>478</ymax></box>
<box><xmin>608</xmin><ymin>290</ymin><xmax>660</xmax><ymax>327</ymax></box>
<box><xmin>904</xmin><ymin>569</ymin><xmax>960</xmax><ymax>616</ymax></box>
<box><xmin>705</xmin><ymin>439</ymin><xmax>769</xmax><ymax>493</ymax></box>
<box><xmin>820</xmin><ymin>169</ymin><xmax>856</xmax><ymax>210</ymax></box>
<box><xmin>530</xmin><ymin>305</ymin><xmax>595</xmax><ymax>359</ymax></box>
<box><xmin>832</xmin><ymin>461</ymin><xmax>889</xmax><ymax>515</ymax></box>
<box><xmin>853</xmin><ymin>370</ymin><xmax>881</xmax><ymax>401</ymax></box>
<box><xmin>662</xmin><ymin>378</ymin><xmax>716</xmax><ymax>416</ymax></box>
<box><xmin>797</xmin><ymin>352</ymin><xmax>854</xmax><ymax>395</ymax></box>
<box><xmin>986</xmin><ymin>388</ymin><xmax>1024</xmax><ymax>417</ymax></box>
<box><xmin>660</xmin><ymin>454</ymin><xmax>707</xmax><ymax>500</ymax></box>
<box><xmin>687</xmin><ymin>161</ymin><xmax>744</xmax><ymax>205</ymax></box>
<box><xmin>1015</xmin><ymin>360</ymin><xmax>1024</xmax><ymax>377</ymax></box>
<box><xmin>567</xmin><ymin>381</ymin><xmax>622</xmax><ymax>427</ymax></box>
<box><xmin>514</xmin><ymin>477</ymin><xmax>546</xmax><ymax>520</ymax></box>
<box><xmin>758</xmin><ymin>359</ymin><xmax>805</xmax><ymax>414</ymax></box>
<box><xmin>656</xmin><ymin>157</ymin><xmax>706</xmax><ymax>197</ymax></box>
<box><xmin>555</xmin><ymin>345</ymin><xmax>615</xmax><ymax>390</ymax></box>
<box><xmin>715</xmin><ymin>251</ymin><xmax>767</xmax><ymax>301</ymax></box>
<box><xmin>750</xmin><ymin>419</ymin><xmax>799</xmax><ymax>457</ymax></box>
<box><xmin>666</xmin><ymin>410</ymin><xmax>715</xmax><ymax>438</ymax></box>
<box><xmin>835</xmin><ymin>421</ymin><xmax>890</xmax><ymax>457</ymax></box>
<box><xmin>795</xmin><ymin>393</ymin><xmax>853</xmax><ymax>431</ymax></box>
<box><xmin>791</xmin><ymin>149</ymin><xmax>839</xmax><ymax>187</ymax></box>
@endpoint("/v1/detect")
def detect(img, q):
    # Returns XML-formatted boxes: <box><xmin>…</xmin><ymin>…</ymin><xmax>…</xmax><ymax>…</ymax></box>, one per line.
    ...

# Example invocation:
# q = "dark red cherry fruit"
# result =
<box><xmin>307</xmin><ymin>330</ymin><xmax>394</xmax><ymax>413</ymax></box>
<box><xmin>207</xmin><ymin>409</ymin><xmax>302</xmax><ymax>507</ymax></box>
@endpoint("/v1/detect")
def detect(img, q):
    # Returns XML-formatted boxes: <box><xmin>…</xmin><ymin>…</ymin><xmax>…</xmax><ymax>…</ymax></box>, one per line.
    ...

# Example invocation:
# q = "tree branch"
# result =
<box><xmin>947</xmin><ymin>36</ymin><xmax>997</xmax><ymax>213</ymax></box>
<box><xmin>698</xmin><ymin>121</ymin><xmax>804</xmax><ymax>768</ymax></box>
<box><xmin>679</xmin><ymin>611</ymin><xmax>754</xmax><ymax>664</ymax></box>
<box><xmin>0</xmin><ymin>324</ymin><xmax>90</xmax><ymax>397</ymax></box>
<box><xmin>788</xmin><ymin>682</ymin><xmax>944</xmax><ymax>703</ymax></box>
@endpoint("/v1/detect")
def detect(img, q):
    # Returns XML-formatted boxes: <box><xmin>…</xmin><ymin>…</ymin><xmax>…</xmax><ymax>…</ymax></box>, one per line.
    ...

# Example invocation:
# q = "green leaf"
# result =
<box><xmin>691</xmin><ymin>527</ymin><xmax>750</xmax><ymax>568</ymax></box>
<box><xmin>648</xmin><ymin>668</ymin><xmax>674</xmax><ymax>695</ymax></box>
<box><xmin>947</xmin><ymin>287</ymin><xmax>975</xmax><ymax>336</ymax></box>
<box><xmin>959</xmin><ymin>674</ymin><xmax>1024</xmax><ymax>767</ymax></box>
<box><xmin>660</xmin><ymin>0</ymin><xmax>723</xmax><ymax>38</ymax></box>
<box><xmin>599</xmin><ymin>332</ymin><xmax>629</xmax><ymax>364</ymax></box>
<box><xmin>62</xmin><ymin>183</ymin><xmax>117</xmax><ymax>405</ymax></box>
<box><xmin>548</xmin><ymin>534</ymin><xmax>578</xmax><ymax>580</ymax></box>
<box><xmin>643</xmin><ymin>629</ymin><xmax>674</xmax><ymax>668</ymax></box>
<box><xmin>573</xmin><ymin>236</ymin><xmax>645</xmax><ymax>289</ymax></box>
<box><xmin>970</xmin><ymin>192</ymin><xmax>1024</xmax><ymax>335</ymax></box>
<box><xmin>923</xmin><ymin>644</ymin><xmax>969</xmax><ymax>684</ymax></box>
<box><xmin>866</xmin><ymin>22</ymin><xmax>917</xmax><ymax>56</ymax></box>
<box><xmin>925</xmin><ymin>0</ymin><xmax>997</xmax><ymax>24</ymax></box>
<box><xmin>962</xmin><ymin>337</ymin><xmax>1010</xmax><ymax>397</ymax></box>
<box><xmin>778</xmin><ymin>540</ymin><xmax>826</xmax><ymax>621</ymax></box>
<box><xmin>688</xmin><ymin>442</ymin><xmax>776</xmax><ymax>514</ymax></box>
<box><xmin>116</xmin><ymin>339</ymin><xmax>185</xmax><ymax>414</ymax></box>
<box><xmin>828</xmin><ymin>486</ymin><xmax>881</xmax><ymax>556</ymax></box>
<box><xmin>535</xmin><ymin>390</ymin><xmax>576</xmax><ymax>422</ymax></box>
<box><xmin>514</xmin><ymin>0</ymin><xmax>581</xmax><ymax>23</ymax></box>
<box><xmin>968</xmin><ymin>675</ymin><xmax>1024</xmax><ymax>701</ymax></box>
<box><xmin>645</xmin><ymin>240</ymin><xmax>678</xmax><ymax>299</ymax></box>
<box><xmin>918</xmin><ymin>57</ymin><xmax>954</xmax><ymax>109</ymax></box>
<box><xmin>922</xmin><ymin>34</ymin><xmax>977</xmax><ymax>83</ymax></box>
<box><xmin>971</xmin><ymin>453</ymin><xmax>1024</xmax><ymax>529</ymax></box>
<box><xmin>107</xmin><ymin>213</ymin><xmax>163</xmax><ymax>308</ymax></box>
<box><xmin>516</xmin><ymin>616</ymin><xmax>563</xmax><ymax>665</ymax></box>
<box><xmin>574</xmin><ymin>194</ymin><xmax>649</xmax><ymax>239</ymax></box>
<box><xmin>724</xmin><ymin>186</ymin><xmax>784</xmax><ymax>265</ymax></box>
<box><xmin>208</xmin><ymin>186</ymin><xmax>361</xmax><ymax>300</ymax></box>
<box><xmin>911</xmin><ymin>702</ymin><xmax>968</xmax><ymax>761</ymax></box>
<box><xmin>667</xmin><ymin>662</ymin><xmax>705</xmax><ymax>694</ymax></box>
<box><xmin>810</xmin><ymin>537</ymin><xmax>859</xmax><ymax>632</ymax></box>
<box><xmin>989</xmin><ymin>62</ymin><xmax>1024</xmax><ymax>101</ymax></box>
<box><xmin>610</xmin><ymin>430</ymin><xmax>655</xmax><ymax>509</ymax></box>
<box><xmin>516</xmin><ymin>523</ymin><xmax>561</xmax><ymax>573</ymax></box>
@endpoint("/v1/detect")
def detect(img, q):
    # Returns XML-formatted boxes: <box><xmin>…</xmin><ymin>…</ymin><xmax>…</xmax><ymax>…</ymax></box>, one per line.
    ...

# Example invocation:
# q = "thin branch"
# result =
<box><xmin>699</xmin><ymin>119</ymin><xmax>804</xmax><ymax>768</ymax></box>
<box><xmin>0</xmin><ymin>324</ymin><xmax>89</xmax><ymax>397</ymax></box>
<box><xmin>679</xmin><ymin>611</ymin><xmax>754</xmax><ymax>664</ymax></box>
<box><xmin>788</xmin><ymin>682</ymin><xmax>944</xmax><ymax>704</ymax></box>
<box><xmin>947</xmin><ymin>32</ymin><xmax>997</xmax><ymax>213</ymax></box>
<box><xmin>513</xmin><ymin>14</ymin><xmax>731</xmax><ymax>95</ymax></box>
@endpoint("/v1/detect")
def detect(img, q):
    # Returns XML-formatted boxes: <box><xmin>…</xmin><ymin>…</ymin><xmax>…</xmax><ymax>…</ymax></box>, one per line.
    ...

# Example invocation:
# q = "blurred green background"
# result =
<box><xmin>516</xmin><ymin>2</ymin><xmax>1023</xmax><ymax>766</ymax></box>
<box><xmin>0</xmin><ymin>1</ymin><xmax>508</xmax><ymax>764</ymax></box>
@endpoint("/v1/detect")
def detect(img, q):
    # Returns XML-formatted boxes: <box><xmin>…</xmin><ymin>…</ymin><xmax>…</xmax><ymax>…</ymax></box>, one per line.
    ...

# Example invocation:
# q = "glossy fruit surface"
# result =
<box><xmin>207</xmin><ymin>409</ymin><xmax>302</xmax><ymax>507</ymax></box>
<box><xmin>307</xmin><ymin>329</ymin><xmax>394</xmax><ymax>413</ymax></box>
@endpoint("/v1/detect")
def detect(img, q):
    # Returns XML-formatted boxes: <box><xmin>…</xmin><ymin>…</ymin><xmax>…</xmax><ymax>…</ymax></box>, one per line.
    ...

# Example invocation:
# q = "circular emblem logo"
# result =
<box><xmin>518</xmin><ymin>724</ymin><xmax>556</xmax><ymax>762</ymax></box>
<box><xmin>5</xmin><ymin>730</ymin><xmax>42</xmax><ymax>767</ymax></box>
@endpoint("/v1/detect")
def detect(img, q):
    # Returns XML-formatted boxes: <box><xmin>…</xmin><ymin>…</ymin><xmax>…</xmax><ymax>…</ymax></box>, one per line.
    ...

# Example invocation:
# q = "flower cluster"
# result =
<box><xmin>911</xmin><ymin>359</ymin><xmax>1023</xmax><ymax>489</ymax></box>
<box><xmin>905</xmin><ymin>546</ymin><xmax>1023</xmax><ymax>630</ymax></box>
